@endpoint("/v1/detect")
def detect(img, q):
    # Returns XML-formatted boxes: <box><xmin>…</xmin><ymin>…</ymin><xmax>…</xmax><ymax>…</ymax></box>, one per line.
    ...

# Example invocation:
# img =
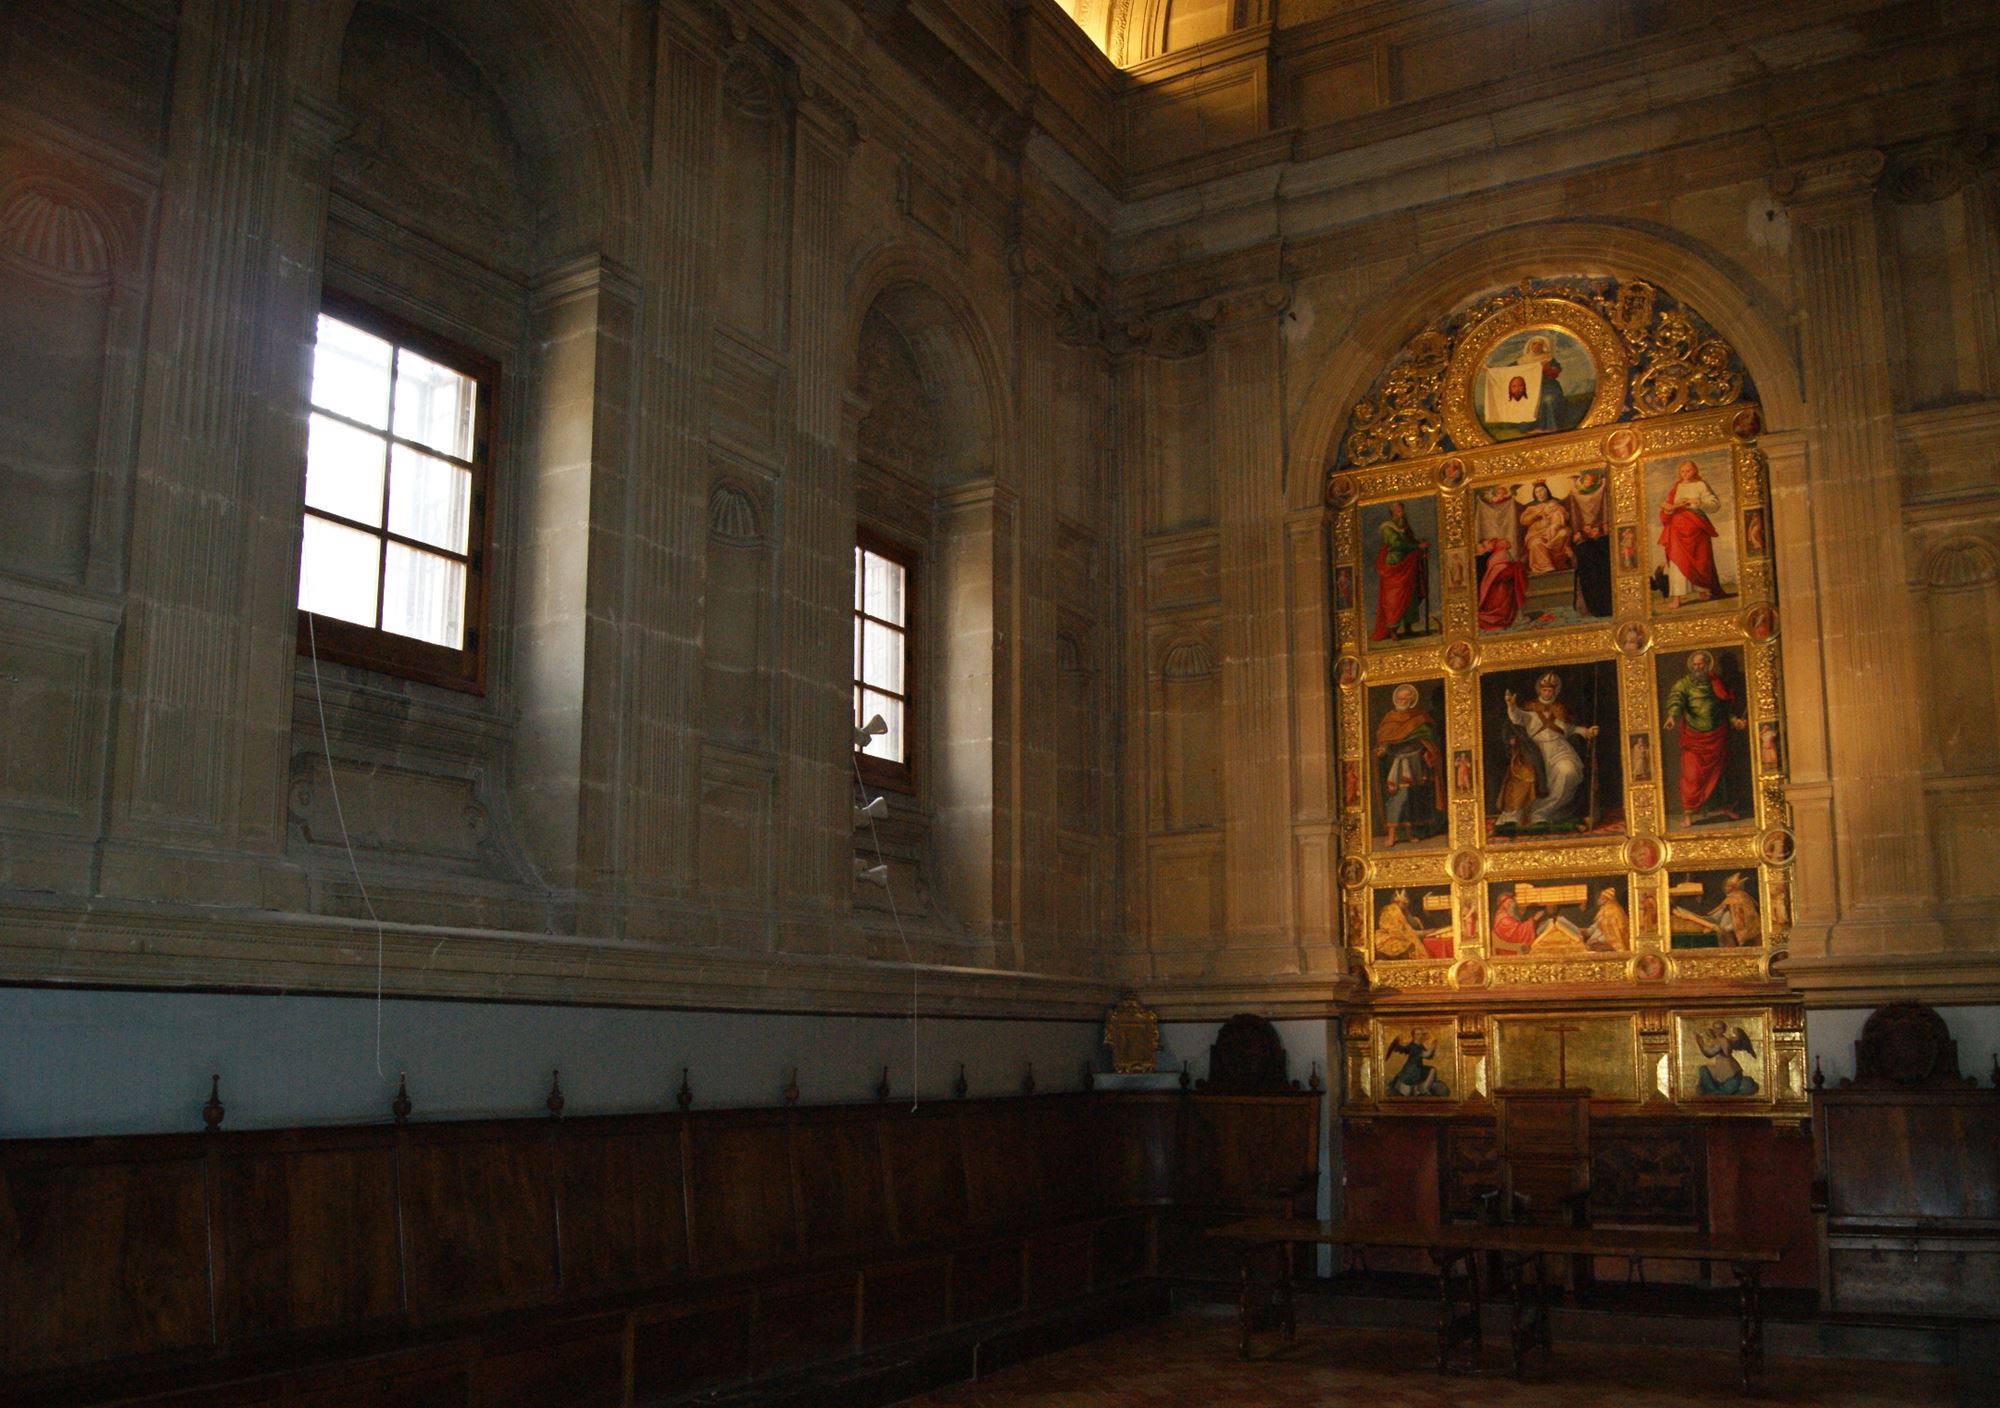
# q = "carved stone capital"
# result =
<box><xmin>1882</xmin><ymin>134</ymin><xmax>1996</xmax><ymax>205</ymax></box>
<box><xmin>1770</xmin><ymin>149</ymin><xmax>1886</xmax><ymax>211</ymax></box>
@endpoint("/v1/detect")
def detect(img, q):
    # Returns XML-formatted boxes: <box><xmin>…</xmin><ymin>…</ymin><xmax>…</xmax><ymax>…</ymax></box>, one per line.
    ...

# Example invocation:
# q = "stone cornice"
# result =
<box><xmin>1136</xmin><ymin>974</ymin><xmax>1360</xmax><ymax>1022</ymax></box>
<box><xmin>1782</xmin><ymin>950</ymin><xmax>2000</xmax><ymax>1007</ymax></box>
<box><xmin>0</xmin><ymin>895</ymin><xmax>1121</xmax><ymax>1020</ymax></box>
<box><xmin>1769</xmin><ymin>149</ymin><xmax>1886</xmax><ymax>210</ymax></box>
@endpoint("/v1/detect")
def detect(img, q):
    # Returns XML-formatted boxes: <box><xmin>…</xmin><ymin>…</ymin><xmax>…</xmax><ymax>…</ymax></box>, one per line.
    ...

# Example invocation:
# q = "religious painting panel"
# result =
<box><xmin>1643</xmin><ymin>448</ymin><xmax>1738</xmax><ymax>612</ymax></box>
<box><xmin>1328</xmin><ymin>274</ymin><xmax>1799</xmax><ymax>1122</ymax></box>
<box><xmin>1492</xmin><ymin>1016</ymin><xmax>1638</xmax><ymax>1099</ymax></box>
<box><xmin>1674</xmin><ymin>1013</ymin><xmax>1770</xmax><ymax>1100</ymax></box>
<box><xmin>1365</xmin><ymin>677</ymin><xmax>1449</xmax><ymax>851</ymax></box>
<box><xmin>1378</xmin><ymin>1021</ymin><xmax>1456</xmax><ymax>1099</ymax></box>
<box><xmin>1665</xmin><ymin>868</ymin><xmax>1766</xmax><ymax>950</ymax></box>
<box><xmin>1487</xmin><ymin>874</ymin><xmax>1631</xmax><ymax>957</ymax></box>
<box><xmin>1368</xmin><ymin>883</ymin><xmax>1455</xmax><ymax>962</ymax></box>
<box><xmin>1357</xmin><ymin>495</ymin><xmax>1440</xmax><ymax>647</ymax></box>
<box><xmin>1652</xmin><ymin>645</ymin><xmax>1753</xmax><ymax>833</ymax></box>
<box><xmin>1473</xmin><ymin>326</ymin><xmax>1600</xmax><ymax>440</ymax></box>
<box><xmin>1470</xmin><ymin>470</ymin><xmax>1613</xmax><ymax>635</ymax></box>
<box><xmin>1477</xmin><ymin>657</ymin><xmax>1623</xmax><ymax>842</ymax></box>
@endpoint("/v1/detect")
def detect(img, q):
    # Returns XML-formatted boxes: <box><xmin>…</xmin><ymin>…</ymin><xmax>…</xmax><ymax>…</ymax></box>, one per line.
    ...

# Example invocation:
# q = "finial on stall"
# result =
<box><xmin>201</xmin><ymin>1074</ymin><xmax>225</xmax><ymax>1132</ymax></box>
<box><xmin>952</xmin><ymin>1062</ymin><xmax>968</xmax><ymax>1099</ymax></box>
<box><xmin>546</xmin><ymin>1069</ymin><xmax>566</xmax><ymax>1119</ymax></box>
<box><xmin>783</xmin><ymin>1067</ymin><xmax>800</xmax><ymax>1106</ymax></box>
<box><xmin>392</xmin><ymin>1073</ymin><xmax>413</xmax><ymax>1123</ymax></box>
<box><xmin>676</xmin><ymin>1067</ymin><xmax>694</xmax><ymax>1110</ymax></box>
<box><xmin>876</xmin><ymin>1065</ymin><xmax>892</xmax><ymax>1102</ymax></box>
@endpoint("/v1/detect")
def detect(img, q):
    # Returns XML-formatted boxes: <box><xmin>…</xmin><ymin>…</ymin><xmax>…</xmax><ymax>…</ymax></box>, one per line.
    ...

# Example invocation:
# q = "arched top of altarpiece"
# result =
<box><xmin>1330</xmin><ymin>276</ymin><xmax>1759</xmax><ymax>479</ymax></box>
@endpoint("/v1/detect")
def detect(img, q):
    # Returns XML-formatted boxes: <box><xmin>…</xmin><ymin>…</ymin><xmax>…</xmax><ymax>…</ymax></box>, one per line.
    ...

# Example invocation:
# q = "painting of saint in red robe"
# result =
<box><xmin>1359</xmin><ymin>496</ymin><xmax>1439</xmax><ymax>645</ymax></box>
<box><xmin>1367</xmin><ymin>679</ymin><xmax>1448</xmax><ymax>849</ymax></box>
<box><xmin>1654</xmin><ymin>646</ymin><xmax>1752</xmax><ymax>832</ymax></box>
<box><xmin>1644</xmin><ymin>448</ymin><xmax>1738</xmax><ymax>609</ymax></box>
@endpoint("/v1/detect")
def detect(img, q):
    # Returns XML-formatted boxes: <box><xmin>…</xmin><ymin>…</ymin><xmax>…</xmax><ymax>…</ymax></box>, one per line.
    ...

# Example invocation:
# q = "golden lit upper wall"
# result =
<box><xmin>1047</xmin><ymin>0</ymin><xmax>1237</xmax><ymax>68</ymax></box>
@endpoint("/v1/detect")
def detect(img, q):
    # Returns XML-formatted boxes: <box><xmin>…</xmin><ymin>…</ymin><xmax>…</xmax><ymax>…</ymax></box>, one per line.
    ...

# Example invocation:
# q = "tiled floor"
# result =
<box><xmin>900</xmin><ymin>1313</ymin><xmax>1954</xmax><ymax>1406</ymax></box>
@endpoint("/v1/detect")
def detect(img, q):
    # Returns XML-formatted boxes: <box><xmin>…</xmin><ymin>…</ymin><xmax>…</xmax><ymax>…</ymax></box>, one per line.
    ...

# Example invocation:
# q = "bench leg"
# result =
<box><xmin>1280</xmin><ymin>1242</ymin><xmax>1297</xmax><ymax>1345</ymax></box>
<box><xmin>1429</xmin><ymin>1245</ymin><xmax>1480</xmax><ymax>1373</ymax></box>
<box><xmin>1733</xmin><ymin>1261</ymin><xmax>1765</xmax><ymax>1391</ymax></box>
<box><xmin>1506</xmin><ymin>1250</ymin><xmax>1553</xmax><ymax>1379</ymax></box>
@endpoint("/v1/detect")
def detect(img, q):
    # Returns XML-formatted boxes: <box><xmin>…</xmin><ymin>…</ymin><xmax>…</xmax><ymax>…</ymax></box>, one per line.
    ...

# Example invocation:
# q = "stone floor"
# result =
<box><xmin>897</xmin><ymin>1312</ymin><xmax>1955</xmax><ymax>1406</ymax></box>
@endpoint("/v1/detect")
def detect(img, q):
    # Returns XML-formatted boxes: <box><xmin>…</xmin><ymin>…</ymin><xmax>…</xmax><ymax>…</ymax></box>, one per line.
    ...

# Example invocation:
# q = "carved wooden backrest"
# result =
<box><xmin>1493</xmin><ymin>1086</ymin><xmax>1592</xmax><ymax>1225</ymax></box>
<box><xmin>1844</xmin><ymin>1002</ymin><xmax>1974</xmax><ymax>1088</ymax></box>
<box><xmin>1197</xmin><ymin>1013</ymin><xmax>1298</xmax><ymax>1094</ymax></box>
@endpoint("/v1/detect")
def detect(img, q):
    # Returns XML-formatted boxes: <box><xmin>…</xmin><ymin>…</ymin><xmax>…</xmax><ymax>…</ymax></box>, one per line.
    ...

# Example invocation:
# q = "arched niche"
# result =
<box><xmin>1321</xmin><ymin>267</ymin><xmax>1810</xmax><ymax>1122</ymax></box>
<box><xmin>848</xmin><ymin>268</ymin><xmax>1009</xmax><ymax>950</ymax></box>
<box><xmin>301</xmin><ymin>0</ymin><xmax>639</xmax><ymax>263</ymax></box>
<box><xmin>1289</xmin><ymin>223</ymin><xmax>1800</xmax><ymax>514</ymax></box>
<box><xmin>285</xmin><ymin>0</ymin><xmax>645</xmax><ymax>907</ymax></box>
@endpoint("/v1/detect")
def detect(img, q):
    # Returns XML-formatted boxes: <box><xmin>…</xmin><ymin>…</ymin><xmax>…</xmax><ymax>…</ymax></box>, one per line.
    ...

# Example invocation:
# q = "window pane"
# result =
<box><xmin>393</xmin><ymin>348</ymin><xmax>477</xmax><ymax>460</ymax></box>
<box><xmin>853</xmin><ymin>617</ymin><xmax>864</xmax><ymax>681</ymax></box>
<box><xmin>304</xmin><ymin>413</ymin><xmax>386</xmax><ymax>527</ymax></box>
<box><xmin>860</xmin><ymin>690</ymin><xmax>904</xmax><ymax>764</ymax></box>
<box><xmin>382</xmin><ymin>543</ymin><xmax>466</xmax><ymax>648</ymax></box>
<box><xmin>862</xmin><ymin>550</ymin><xmax>904</xmax><ymax>624</ymax></box>
<box><xmin>311</xmin><ymin>315</ymin><xmax>392</xmax><ymax>429</ymax></box>
<box><xmin>299</xmin><ymin>515</ymin><xmax>381</xmax><ymax>626</ymax></box>
<box><xmin>854</xmin><ymin>546</ymin><xmax>865</xmax><ymax>611</ymax></box>
<box><xmin>862</xmin><ymin>620</ymin><xmax>904</xmax><ymax>696</ymax></box>
<box><xmin>387</xmin><ymin>443</ymin><xmax>471</xmax><ymax>552</ymax></box>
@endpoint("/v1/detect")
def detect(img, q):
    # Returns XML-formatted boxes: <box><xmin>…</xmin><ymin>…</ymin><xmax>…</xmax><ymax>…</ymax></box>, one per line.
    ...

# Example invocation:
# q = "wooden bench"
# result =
<box><xmin>1212</xmin><ymin>1216</ymin><xmax>1788</xmax><ymax>1390</ymax></box>
<box><xmin>0</xmin><ymin>1088</ymin><xmax>1318</xmax><ymax>1406</ymax></box>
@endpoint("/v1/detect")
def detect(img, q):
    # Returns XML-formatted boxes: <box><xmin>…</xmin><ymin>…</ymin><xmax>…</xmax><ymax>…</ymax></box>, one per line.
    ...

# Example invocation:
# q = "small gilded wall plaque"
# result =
<box><xmin>1102</xmin><ymin>995</ymin><xmax>1163</xmax><ymax>1074</ymax></box>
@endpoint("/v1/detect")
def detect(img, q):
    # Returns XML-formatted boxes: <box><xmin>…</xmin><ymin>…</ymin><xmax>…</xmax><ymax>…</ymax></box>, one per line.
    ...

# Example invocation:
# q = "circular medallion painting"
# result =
<box><xmin>1475</xmin><ymin>327</ymin><xmax>1599</xmax><ymax>441</ymax></box>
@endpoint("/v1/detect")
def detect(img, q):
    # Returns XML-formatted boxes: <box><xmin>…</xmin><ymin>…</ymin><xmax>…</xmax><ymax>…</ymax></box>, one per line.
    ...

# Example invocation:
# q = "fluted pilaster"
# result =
<box><xmin>1774</xmin><ymin>150</ymin><xmax>1943</xmax><ymax>952</ymax></box>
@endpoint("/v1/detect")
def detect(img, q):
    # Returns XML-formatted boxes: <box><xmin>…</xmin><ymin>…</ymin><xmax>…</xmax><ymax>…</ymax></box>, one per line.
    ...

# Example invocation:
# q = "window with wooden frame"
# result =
<box><xmin>854</xmin><ymin>533</ymin><xmax>913</xmax><ymax>791</ymax></box>
<box><xmin>295</xmin><ymin>293</ymin><xmax>494</xmax><ymax>692</ymax></box>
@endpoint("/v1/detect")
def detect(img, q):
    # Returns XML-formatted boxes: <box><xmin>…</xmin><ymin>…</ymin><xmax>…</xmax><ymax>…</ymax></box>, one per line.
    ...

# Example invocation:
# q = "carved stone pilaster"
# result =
<box><xmin>775</xmin><ymin>64</ymin><xmax>857</xmax><ymax>943</ymax></box>
<box><xmin>106</xmin><ymin>0</ymin><xmax>312</xmax><ymax>891</ymax></box>
<box><xmin>1771</xmin><ymin>150</ymin><xmax>1943</xmax><ymax>952</ymax></box>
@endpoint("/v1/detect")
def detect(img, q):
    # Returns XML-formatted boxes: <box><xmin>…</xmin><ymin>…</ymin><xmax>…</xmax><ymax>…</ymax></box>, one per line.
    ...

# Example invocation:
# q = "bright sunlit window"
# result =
<box><xmin>297</xmin><ymin>297</ymin><xmax>492</xmax><ymax>691</ymax></box>
<box><xmin>854</xmin><ymin>537</ymin><xmax>911</xmax><ymax>789</ymax></box>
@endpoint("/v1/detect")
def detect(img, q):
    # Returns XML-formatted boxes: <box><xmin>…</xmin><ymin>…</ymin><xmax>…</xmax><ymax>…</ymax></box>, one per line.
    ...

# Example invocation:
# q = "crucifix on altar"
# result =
<box><xmin>1543</xmin><ymin>1021</ymin><xmax>1584</xmax><ymax>1089</ymax></box>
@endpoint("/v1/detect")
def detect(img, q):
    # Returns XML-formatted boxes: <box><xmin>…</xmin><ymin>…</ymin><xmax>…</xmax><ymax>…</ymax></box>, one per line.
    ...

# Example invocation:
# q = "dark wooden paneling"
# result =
<box><xmin>791</xmin><ymin>1107</ymin><xmax>890</xmax><ymax>1259</ymax></box>
<box><xmin>860</xmin><ymin>1257</ymin><xmax>950</xmax><ymax>1347</ymax></box>
<box><xmin>1093</xmin><ymin>1213</ymin><xmax>1149</xmax><ymax>1281</ymax></box>
<box><xmin>632</xmin><ymin>1299</ymin><xmax>752</xmax><ymax>1400</ymax></box>
<box><xmin>1035</xmin><ymin>1096</ymin><xmax>1101</xmax><ymax>1220</ymax></box>
<box><xmin>1024</xmin><ymin>1226</ymin><xmax>1092</xmax><ymax>1305</ymax></box>
<box><xmin>1823</xmin><ymin>1103</ymin><xmax>2000</xmax><ymax>1221</ymax></box>
<box><xmin>290</xmin><ymin>1366</ymin><xmax>471</xmax><ymax>1408</ymax></box>
<box><xmin>0</xmin><ymin>1090</ymin><xmax>1316</xmax><ymax>1402</ymax></box>
<box><xmin>399</xmin><ymin>1124</ymin><xmax>560</xmax><ymax>1316</ymax></box>
<box><xmin>554</xmin><ymin>1119</ymin><xmax>689</xmax><ymax>1294</ymax></box>
<box><xmin>882</xmin><ymin>1108</ymin><xmax>967</xmax><ymax>1246</ymax></box>
<box><xmin>218</xmin><ymin>1134</ymin><xmax>403</xmax><ymax>1341</ymax></box>
<box><xmin>753</xmin><ymin>1271</ymin><xmax>858</xmax><ymax>1375</ymax></box>
<box><xmin>1182</xmin><ymin>1096</ymin><xmax>1317</xmax><ymax>1205</ymax></box>
<box><xmin>960</xmin><ymin>1103</ymin><xmax>1045</xmax><ymax>1235</ymax></box>
<box><xmin>0</xmin><ymin>1143</ymin><xmax>214</xmax><ymax>1373</ymax></box>
<box><xmin>1093</xmin><ymin>1095</ymin><xmax>1177</xmax><ymax>1206</ymax></box>
<box><xmin>950</xmin><ymin>1239</ymin><xmax>1025</xmax><ymax>1323</ymax></box>
<box><xmin>686</xmin><ymin>1113</ymin><xmax>798</xmax><ymax>1272</ymax></box>
<box><xmin>469</xmin><ymin>1324</ymin><xmax>624</xmax><ymax>1408</ymax></box>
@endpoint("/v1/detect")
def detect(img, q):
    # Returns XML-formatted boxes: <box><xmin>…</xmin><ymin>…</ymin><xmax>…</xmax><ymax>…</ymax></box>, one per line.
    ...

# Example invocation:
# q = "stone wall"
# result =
<box><xmin>0</xmin><ymin>0</ymin><xmax>1996</xmax><ymax>1053</ymax></box>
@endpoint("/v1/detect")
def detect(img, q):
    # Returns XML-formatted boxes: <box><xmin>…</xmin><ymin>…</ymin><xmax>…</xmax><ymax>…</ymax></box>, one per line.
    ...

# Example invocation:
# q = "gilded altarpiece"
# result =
<box><xmin>1330</xmin><ymin>277</ymin><xmax>1805</xmax><ymax>1123</ymax></box>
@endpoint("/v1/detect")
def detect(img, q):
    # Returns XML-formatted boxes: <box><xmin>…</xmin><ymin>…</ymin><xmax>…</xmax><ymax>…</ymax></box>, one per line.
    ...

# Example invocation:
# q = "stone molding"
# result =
<box><xmin>0</xmin><ymin>894</ymin><xmax>1120</xmax><ymax>1020</ymax></box>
